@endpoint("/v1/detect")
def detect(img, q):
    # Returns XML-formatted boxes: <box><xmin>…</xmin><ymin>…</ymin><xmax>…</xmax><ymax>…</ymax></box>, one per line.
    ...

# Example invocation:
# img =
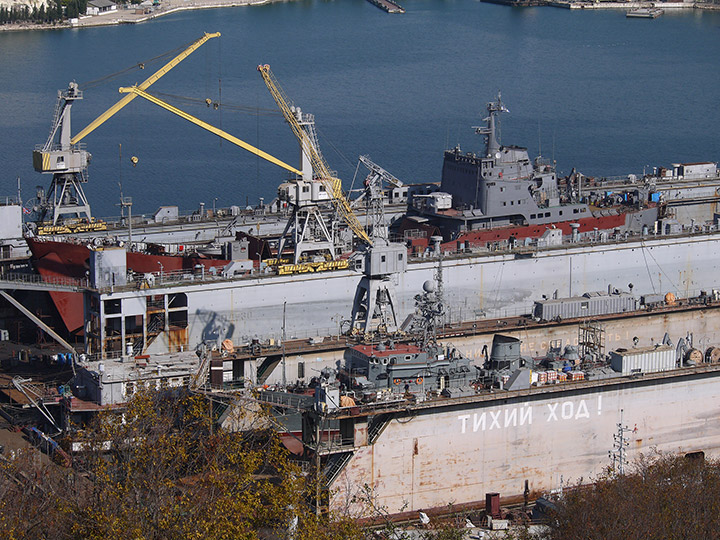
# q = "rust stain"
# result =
<box><xmin>168</xmin><ymin>327</ymin><xmax>188</xmax><ymax>351</ymax></box>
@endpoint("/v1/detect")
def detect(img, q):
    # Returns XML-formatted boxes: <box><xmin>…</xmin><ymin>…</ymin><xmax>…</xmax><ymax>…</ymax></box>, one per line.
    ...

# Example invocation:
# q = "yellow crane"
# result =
<box><xmin>117</xmin><ymin>86</ymin><xmax>302</xmax><ymax>176</ymax></box>
<box><xmin>70</xmin><ymin>32</ymin><xmax>221</xmax><ymax>145</ymax></box>
<box><xmin>257</xmin><ymin>64</ymin><xmax>372</xmax><ymax>246</ymax></box>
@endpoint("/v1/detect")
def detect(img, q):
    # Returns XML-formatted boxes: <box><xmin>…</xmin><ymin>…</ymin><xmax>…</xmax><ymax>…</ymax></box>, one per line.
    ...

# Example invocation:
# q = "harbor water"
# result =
<box><xmin>0</xmin><ymin>0</ymin><xmax>719</xmax><ymax>218</ymax></box>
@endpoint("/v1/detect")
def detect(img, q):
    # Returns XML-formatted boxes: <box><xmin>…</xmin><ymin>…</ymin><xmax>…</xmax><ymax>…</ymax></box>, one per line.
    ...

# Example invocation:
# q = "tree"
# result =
<box><xmin>0</xmin><ymin>389</ymin><xmax>365</xmax><ymax>539</ymax></box>
<box><xmin>542</xmin><ymin>453</ymin><xmax>720</xmax><ymax>540</ymax></box>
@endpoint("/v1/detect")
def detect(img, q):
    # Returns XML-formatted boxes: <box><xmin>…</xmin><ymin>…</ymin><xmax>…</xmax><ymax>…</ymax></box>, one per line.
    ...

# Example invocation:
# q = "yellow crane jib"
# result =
<box><xmin>117</xmin><ymin>86</ymin><xmax>302</xmax><ymax>176</ymax></box>
<box><xmin>70</xmin><ymin>32</ymin><xmax>221</xmax><ymax>145</ymax></box>
<box><xmin>256</xmin><ymin>64</ymin><xmax>373</xmax><ymax>246</ymax></box>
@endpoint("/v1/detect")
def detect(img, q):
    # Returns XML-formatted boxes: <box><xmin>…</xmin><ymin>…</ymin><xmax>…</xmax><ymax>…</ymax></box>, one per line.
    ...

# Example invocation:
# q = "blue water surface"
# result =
<box><xmin>0</xmin><ymin>0</ymin><xmax>718</xmax><ymax>217</ymax></box>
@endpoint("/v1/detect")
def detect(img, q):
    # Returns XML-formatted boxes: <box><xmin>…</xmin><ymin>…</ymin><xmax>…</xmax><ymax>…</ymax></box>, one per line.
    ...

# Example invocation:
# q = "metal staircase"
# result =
<box><xmin>323</xmin><ymin>451</ymin><xmax>354</xmax><ymax>485</ymax></box>
<box><xmin>367</xmin><ymin>412</ymin><xmax>394</xmax><ymax>444</ymax></box>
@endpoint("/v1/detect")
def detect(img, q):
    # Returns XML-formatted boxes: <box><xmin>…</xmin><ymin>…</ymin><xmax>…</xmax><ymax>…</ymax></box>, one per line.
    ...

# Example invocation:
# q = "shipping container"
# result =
<box><xmin>609</xmin><ymin>345</ymin><xmax>675</xmax><ymax>375</ymax></box>
<box><xmin>533</xmin><ymin>290</ymin><xmax>637</xmax><ymax>321</ymax></box>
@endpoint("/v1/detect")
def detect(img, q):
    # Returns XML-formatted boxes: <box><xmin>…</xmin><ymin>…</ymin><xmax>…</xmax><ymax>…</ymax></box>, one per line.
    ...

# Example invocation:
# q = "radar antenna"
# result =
<box><xmin>473</xmin><ymin>92</ymin><xmax>509</xmax><ymax>158</ymax></box>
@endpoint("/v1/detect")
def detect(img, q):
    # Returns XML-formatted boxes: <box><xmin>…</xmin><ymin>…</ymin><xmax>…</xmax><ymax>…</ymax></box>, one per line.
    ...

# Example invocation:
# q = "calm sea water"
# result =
<box><xmin>0</xmin><ymin>0</ymin><xmax>719</xmax><ymax>218</ymax></box>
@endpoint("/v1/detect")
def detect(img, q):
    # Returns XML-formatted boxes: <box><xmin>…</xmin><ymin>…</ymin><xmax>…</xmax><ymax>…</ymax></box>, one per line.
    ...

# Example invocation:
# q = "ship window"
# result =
<box><xmin>581</xmin><ymin>302</ymin><xmax>589</xmax><ymax>309</ymax></box>
<box><xmin>573</xmin><ymin>208</ymin><xmax>579</xmax><ymax>214</ymax></box>
<box><xmin>500</xmin><ymin>187</ymin><xmax>505</xmax><ymax>192</ymax></box>
<box><xmin>530</xmin><ymin>214</ymin><xmax>536</xmax><ymax>219</ymax></box>
<box><xmin>510</xmin><ymin>201</ymin><xmax>514</xmax><ymax>206</ymax></box>
<box><xmin>298</xmin><ymin>361</ymin><xmax>305</xmax><ymax>379</ymax></box>
<box><xmin>398</xmin><ymin>253</ymin><xmax>403</xmax><ymax>261</ymax></box>
<box><xmin>545</xmin><ymin>212</ymin><xmax>551</xmax><ymax>218</ymax></box>
<box><xmin>319</xmin><ymin>185</ymin><xmax>326</xmax><ymax>192</ymax></box>
<box><xmin>405</xmin><ymin>355</ymin><xmax>412</xmax><ymax>361</ymax></box>
<box><xmin>381</xmin><ymin>255</ymin><xmax>386</xmax><ymax>262</ymax></box>
<box><xmin>104</xmin><ymin>299</ymin><xmax>121</xmax><ymax>315</ymax></box>
<box><xmin>169</xmin><ymin>311</ymin><xmax>188</xmax><ymax>329</ymax></box>
<box><xmin>559</xmin><ymin>211</ymin><xmax>563</xmax><ymax>216</ymax></box>
<box><xmin>168</xmin><ymin>293</ymin><xmax>187</xmax><ymax>308</ymax></box>
<box><xmin>381</xmin><ymin>357</ymin><xmax>389</xmax><ymax>366</ymax></box>
<box><xmin>502</xmin><ymin>202</ymin><xmax>506</xmax><ymax>207</ymax></box>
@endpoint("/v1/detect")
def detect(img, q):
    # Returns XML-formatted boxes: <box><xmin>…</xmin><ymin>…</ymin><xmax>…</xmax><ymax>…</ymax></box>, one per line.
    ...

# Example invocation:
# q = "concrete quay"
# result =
<box><xmin>549</xmin><ymin>1</ymin><xmax>694</xmax><ymax>8</ymax></box>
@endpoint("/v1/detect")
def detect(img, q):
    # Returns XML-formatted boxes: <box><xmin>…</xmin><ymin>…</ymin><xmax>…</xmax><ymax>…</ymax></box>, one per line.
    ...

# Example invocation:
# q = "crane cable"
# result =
<box><xmin>80</xmin><ymin>40</ymin><xmax>195</xmax><ymax>90</ymax></box>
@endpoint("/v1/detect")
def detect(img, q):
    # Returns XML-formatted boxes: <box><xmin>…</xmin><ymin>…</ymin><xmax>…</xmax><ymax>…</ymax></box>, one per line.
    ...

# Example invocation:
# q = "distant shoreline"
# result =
<box><xmin>0</xmin><ymin>0</ymin><xmax>272</xmax><ymax>32</ymax></box>
<box><xmin>1</xmin><ymin>0</ymin><xmax>719</xmax><ymax>33</ymax></box>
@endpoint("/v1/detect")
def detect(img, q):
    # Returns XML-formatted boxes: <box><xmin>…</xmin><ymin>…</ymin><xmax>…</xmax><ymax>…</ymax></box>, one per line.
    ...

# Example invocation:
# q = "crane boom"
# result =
<box><xmin>257</xmin><ymin>64</ymin><xmax>372</xmax><ymax>246</ymax></box>
<box><xmin>118</xmin><ymin>86</ymin><xmax>302</xmax><ymax>175</ymax></box>
<box><xmin>70</xmin><ymin>32</ymin><xmax>221</xmax><ymax>145</ymax></box>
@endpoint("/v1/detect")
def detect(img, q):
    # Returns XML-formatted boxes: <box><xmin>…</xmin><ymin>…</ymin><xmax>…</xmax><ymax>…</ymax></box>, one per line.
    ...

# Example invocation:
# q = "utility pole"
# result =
<box><xmin>609</xmin><ymin>409</ymin><xmax>633</xmax><ymax>475</ymax></box>
<box><xmin>282</xmin><ymin>301</ymin><xmax>287</xmax><ymax>388</ymax></box>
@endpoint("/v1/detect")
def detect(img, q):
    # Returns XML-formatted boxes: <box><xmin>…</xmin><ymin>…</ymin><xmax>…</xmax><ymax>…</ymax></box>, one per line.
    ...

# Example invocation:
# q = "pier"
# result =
<box><xmin>366</xmin><ymin>0</ymin><xmax>405</xmax><ymax>13</ymax></box>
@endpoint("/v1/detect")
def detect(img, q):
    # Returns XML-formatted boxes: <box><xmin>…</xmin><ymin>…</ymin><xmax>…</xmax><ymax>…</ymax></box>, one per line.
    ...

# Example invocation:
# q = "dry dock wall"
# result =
<box><xmin>102</xmin><ymin>231</ymin><xmax>720</xmax><ymax>353</ymax></box>
<box><xmin>330</xmin><ymin>368</ymin><xmax>720</xmax><ymax>514</ymax></box>
<box><xmin>192</xmin><ymin>232</ymin><xmax>717</xmax><ymax>346</ymax></box>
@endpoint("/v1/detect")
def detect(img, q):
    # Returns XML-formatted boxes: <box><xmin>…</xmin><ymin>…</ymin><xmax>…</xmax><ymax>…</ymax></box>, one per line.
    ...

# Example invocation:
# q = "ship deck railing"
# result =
<box><xmin>257</xmin><ymin>389</ymin><xmax>316</xmax><ymax>410</ymax></box>
<box><xmin>409</xmin><ymin>223</ymin><xmax>720</xmax><ymax>263</ymax></box>
<box><xmin>578</xmin><ymin>173</ymin><xmax>720</xmax><ymax>193</ymax></box>
<box><xmin>316</xmin><ymin>435</ymin><xmax>358</xmax><ymax>455</ymax></box>
<box><xmin>0</xmin><ymin>271</ymin><xmax>88</xmax><ymax>292</ymax></box>
<box><xmin>87</xmin><ymin>224</ymin><xmax>720</xmax><ymax>295</ymax></box>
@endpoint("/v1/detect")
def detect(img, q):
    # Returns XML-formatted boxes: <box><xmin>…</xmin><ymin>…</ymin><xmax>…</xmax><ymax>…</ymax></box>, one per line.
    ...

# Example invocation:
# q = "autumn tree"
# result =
<box><xmin>0</xmin><ymin>388</ymin><xmax>365</xmax><ymax>539</ymax></box>
<box><xmin>542</xmin><ymin>453</ymin><xmax>720</xmax><ymax>540</ymax></box>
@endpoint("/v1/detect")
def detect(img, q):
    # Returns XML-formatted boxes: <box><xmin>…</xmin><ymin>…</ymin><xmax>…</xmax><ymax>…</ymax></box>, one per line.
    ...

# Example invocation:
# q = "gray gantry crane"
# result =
<box><xmin>32</xmin><ymin>32</ymin><xmax>221</xmax><ymax>227</ymax></box>
<box><xmin>349</xmin><ymin>155</ymin><xmax>407</xmax><ymax>335</ymax></box>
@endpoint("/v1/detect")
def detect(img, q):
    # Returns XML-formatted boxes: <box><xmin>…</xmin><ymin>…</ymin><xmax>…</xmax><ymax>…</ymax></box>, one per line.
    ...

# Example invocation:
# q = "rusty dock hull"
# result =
<box><xmin>327</xmin><ymin>364</ymin><xmax>720</xmax><ymax>514</ymax></box>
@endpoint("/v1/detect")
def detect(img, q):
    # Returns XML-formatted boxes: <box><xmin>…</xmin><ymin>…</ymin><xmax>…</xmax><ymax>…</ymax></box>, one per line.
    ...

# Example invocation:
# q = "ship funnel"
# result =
<box><xmin>489</xmin><ymin>334</ymin><xmax>521</xmax><ymax>371</ymax></box>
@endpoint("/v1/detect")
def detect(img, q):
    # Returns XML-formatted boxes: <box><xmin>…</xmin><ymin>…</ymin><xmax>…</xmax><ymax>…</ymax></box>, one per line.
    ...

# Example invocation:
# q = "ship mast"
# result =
<box><xmin>474</xmin><ymin>92</ymin><xmax>509</xmax><ymax>158</ymax></box>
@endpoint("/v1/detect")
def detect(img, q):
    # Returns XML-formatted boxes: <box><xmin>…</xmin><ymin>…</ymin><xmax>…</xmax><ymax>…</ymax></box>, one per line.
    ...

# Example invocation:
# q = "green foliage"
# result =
<box><xmin>0</xmin><ymin>0</ymin><xmax>64</xmax><ymax>25</ymax></box>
